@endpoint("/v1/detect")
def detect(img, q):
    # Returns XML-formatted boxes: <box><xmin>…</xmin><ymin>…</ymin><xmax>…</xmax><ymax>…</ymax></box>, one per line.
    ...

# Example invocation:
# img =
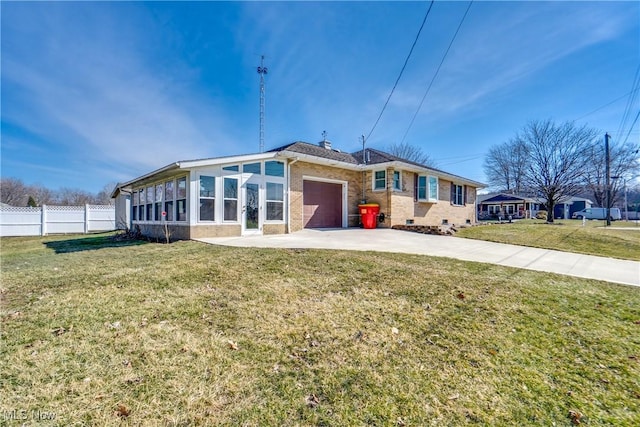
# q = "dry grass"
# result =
<box><xmin>1</xmin><ymin>233</ymin><xmax>639</xmax><ymax>426</ymax></box>
<box><xmin>457</xmin><ymin>219</ymin><xmax>640</xmax><ymax>261</ymax></box>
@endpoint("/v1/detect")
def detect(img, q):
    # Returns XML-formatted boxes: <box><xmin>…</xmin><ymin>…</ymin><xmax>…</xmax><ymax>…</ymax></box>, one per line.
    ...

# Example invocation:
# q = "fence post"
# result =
<box><xmin>85</xmin><ymin>204</ymin><xmax>90</xmax><ymax>234</ymax></box>
<box><xmin>41</xmin><ymin>205</ymin><xmax>47</xmax><ymax>236</ymax></box>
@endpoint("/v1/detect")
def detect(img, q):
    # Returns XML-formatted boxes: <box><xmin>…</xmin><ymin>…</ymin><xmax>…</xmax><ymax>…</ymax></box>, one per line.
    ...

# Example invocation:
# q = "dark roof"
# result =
<box><xmin>480</xmin><ymin>194</ymin><xmax>529</xmax><ymax>203</ymax></box>
<box><xmin>271</xmin><ymin>141</ymin><xmax>484</xmax><ymax>186</ymax></box>
<box><xmin>269</xmin><ymin>141</ymin><xmax>359</xmax><ymax>164</ymax></box>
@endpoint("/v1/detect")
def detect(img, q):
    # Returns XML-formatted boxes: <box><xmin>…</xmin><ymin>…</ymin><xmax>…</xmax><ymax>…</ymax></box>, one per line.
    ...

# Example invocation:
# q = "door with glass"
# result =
<box><xmin>242</xmin><ymin>180</ymin><xmax>262</xmax><ymax>235</ymax></box>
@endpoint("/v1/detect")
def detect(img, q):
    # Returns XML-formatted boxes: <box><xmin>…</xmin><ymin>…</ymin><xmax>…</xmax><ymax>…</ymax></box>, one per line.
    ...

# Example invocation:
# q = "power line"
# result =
<box><xmin>400</xmin><ymin>1</ymin><xmax>474</xmax><ymax>145</ymax></box>
<box><xmin>365</xmin><ymin>0</ymin><xmax>435</xmax><ymax>142</ymax></box>
<box><xmin>621</xmin><ymin>109</ymin><xmax>640</xmax><ymax>145</ymax></box>
<box><xmin>573</xmin><ymin>87</ymin><xmax>640</xmax><ymax>122</ymax></box>
<box><xmin>615</xmin><ymin>63</ymin><xmax>640</xmax><ymax>142</ymax></box>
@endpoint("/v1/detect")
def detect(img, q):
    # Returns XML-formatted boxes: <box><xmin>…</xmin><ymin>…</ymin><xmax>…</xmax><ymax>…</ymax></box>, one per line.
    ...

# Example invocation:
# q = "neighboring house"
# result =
<box><xmin>477</xmin><ymin>193</ymin><xmax>593</xmax><ymax>220</ymax></box>
<box><xmin>553</xmin><ymin>196</ymin><xmax>592</xmax><ymax>220</ymax></box>
<box><xmin>112</xmin><ymin>140</ymin><xmax>485</xmax><ymax>240</ymax></box>
<box><xmin>477</xmin><ymin>193</ymin><xmax>541</xmax><ymax>219</ymax></box>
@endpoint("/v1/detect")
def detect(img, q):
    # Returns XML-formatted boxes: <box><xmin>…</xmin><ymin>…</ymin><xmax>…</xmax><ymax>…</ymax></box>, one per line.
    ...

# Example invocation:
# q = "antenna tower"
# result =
<box><xmin>257</xmin><ymin>55</ymin><xmax>268</xmax><ymax>153</ymax></box>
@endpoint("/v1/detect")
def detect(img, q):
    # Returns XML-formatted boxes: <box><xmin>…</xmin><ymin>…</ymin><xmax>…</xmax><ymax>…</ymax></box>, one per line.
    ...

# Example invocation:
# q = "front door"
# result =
<box><xmin>242</xmin><ymin>181</ymin><xmax>262</xmax><ymax>235</ymax></box>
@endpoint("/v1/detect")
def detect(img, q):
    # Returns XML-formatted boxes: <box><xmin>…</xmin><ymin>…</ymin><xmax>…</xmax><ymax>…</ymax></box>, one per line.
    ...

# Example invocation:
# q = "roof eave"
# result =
<box><xmin>276</xmin><ymin>150</ymin><xmax>361</xmax><ymax>170</ymax></box>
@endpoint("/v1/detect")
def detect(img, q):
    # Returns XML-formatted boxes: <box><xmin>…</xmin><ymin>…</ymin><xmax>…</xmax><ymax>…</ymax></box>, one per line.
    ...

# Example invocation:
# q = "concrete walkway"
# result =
<box><xmin>196</xmin><ymin>228</ymin><xmax>640</xmax><ymax>288</ymax></box>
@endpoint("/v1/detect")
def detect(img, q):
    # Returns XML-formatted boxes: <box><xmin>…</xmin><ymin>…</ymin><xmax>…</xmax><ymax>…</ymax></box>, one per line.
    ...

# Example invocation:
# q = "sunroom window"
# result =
<box><xmin>266</xmin><ymin>182</ymin><xmax>284</xmax><ymax>221</ymax></box>
<box><xmin>164</xmin><ymin>180</ymin><xmax>174</xmax><ymax>221</ymax></box>
<box><xmin>265</xmin><ymin>161</ymin><xmax>285</xmax><ymax>177</ymax></box>
<box><xmin>223</xmin><ymin>177</ymin><xmax>238</xmax><ymax>221</ymax></box>
<box><xmin>199</xmin><ymin>176</ymin><xmax>215</xmax><ymax>221</ymax></box>
<box><xmin>176</xmin><ymin>177</ymin><xmax>187</xmax><ymax>221</ymax></box>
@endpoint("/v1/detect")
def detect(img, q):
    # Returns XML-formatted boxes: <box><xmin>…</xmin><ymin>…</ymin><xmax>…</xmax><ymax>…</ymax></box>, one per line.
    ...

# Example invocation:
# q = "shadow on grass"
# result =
<box><xmin>44</xmin><ymin>233</ymin><xmax>148</xmax><ymax>254</ymax></box>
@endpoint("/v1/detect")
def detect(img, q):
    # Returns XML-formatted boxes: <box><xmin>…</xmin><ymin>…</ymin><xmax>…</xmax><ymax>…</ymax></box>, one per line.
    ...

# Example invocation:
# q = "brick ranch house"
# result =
<box><xmin>112</xmin><ymin>140</ymin><xmax>485</xmax><ymax>240</ymax></box>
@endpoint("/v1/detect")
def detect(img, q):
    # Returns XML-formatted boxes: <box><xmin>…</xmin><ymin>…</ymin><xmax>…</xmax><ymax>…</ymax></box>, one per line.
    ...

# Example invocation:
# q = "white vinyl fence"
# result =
<box><xmin>0</xmin><ymin>205</ymin><xmax>116</xmax><ymax>237</ymax></box>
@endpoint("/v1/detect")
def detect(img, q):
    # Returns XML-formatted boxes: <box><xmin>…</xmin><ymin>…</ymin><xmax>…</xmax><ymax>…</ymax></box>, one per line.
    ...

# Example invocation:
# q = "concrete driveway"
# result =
<box><xmin>196</xmin><ymin>228</ymin><xmax>640</xmax><ymax>287</ymax></box>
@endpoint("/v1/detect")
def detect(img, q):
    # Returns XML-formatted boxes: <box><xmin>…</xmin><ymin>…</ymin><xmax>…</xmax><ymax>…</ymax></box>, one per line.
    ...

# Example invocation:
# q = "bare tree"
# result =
<box><xmin>483</xmin><ymin>138</ymin><xmax>529</xmax><ymax>194</ymax></box>
<box><xmin>387</xmin><ymin>142</ymin><xmax>436</xmax><ymax>167</ymax></box>
<box><xmin>56</xmin><ymin>187</ymin><xmax>98</xmax><ymax>205</ymax></box>
<box><xmin>521</xmin><ymin>120</ymin><xmax>598</xmax><ymax>223</ymax></box>
<box><xmin>95</xmin><ymin>182</ymin><xmax>118</xmax><ymax>205</ymax></box>
<box><xmin>583</xmin><ymin>141</ymin><xmax>640</xmax><ymax>207</ymax></box>
<box><xmin>0</xmin><ymin>178</ymin><xmax>29</xmax><ymax>206</ymax></box>
<box><xmin>28</xmin><ymin>184</ymin><xmax>56</xmax><ymax>206</ymax></box>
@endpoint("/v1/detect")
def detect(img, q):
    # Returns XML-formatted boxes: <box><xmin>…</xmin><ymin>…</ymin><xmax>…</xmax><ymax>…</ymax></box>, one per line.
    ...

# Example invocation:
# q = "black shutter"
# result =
<box><xmin>414</xmin><ymin>174</ymin><xmax>418</xmax><ymax>202</ymax></box>
<box><xmin>450</xmin><ymin>183</ymin><xmax>454</xmax><ymax>205</ymax></box>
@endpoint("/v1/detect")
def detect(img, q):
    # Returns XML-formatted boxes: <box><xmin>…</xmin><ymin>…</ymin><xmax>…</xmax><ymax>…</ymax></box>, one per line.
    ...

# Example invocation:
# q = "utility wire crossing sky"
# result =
<box><xmin>1</xmin><ymin>1</ymin><xmax>639</xmax><ymax>193</ymax></box>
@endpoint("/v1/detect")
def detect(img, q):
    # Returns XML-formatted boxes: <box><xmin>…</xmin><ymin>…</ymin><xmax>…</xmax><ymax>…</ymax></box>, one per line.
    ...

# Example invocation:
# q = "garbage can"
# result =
<box><xmin>358</xmin><ymin>203</ymin><xmax>380</xmax><ymax>229</ymax></box>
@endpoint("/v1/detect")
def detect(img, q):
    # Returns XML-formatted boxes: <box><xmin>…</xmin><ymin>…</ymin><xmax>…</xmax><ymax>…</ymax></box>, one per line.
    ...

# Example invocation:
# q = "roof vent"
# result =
<box><xmin>319</xmin><ymin>130</ymin><xmax>332</xmax><ymax>150</ymax></box>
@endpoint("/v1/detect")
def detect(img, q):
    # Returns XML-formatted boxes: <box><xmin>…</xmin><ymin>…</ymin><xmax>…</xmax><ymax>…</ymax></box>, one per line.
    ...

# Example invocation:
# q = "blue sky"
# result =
<box><xmin>2</xmin><ymin>1</ymin><xmax>639</xmax><ymax>193</ymax></box>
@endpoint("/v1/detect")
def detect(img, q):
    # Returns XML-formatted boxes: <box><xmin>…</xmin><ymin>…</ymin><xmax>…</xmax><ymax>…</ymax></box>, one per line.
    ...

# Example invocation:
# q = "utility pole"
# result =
<box><xmin>257</xmin><ymin>55</ymin><xmax>268</xmax><ymax>153</ymax></box>
<box><xmin>605</xmin><ymin>133</ymin><xmax>611</xmax><ymax>226</ymax></box>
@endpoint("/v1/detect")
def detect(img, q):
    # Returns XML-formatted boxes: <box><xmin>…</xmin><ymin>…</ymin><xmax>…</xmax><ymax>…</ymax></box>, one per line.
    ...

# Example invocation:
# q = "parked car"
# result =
<box><xmin>572</xmin><ymin>207</ymin><xmax>621</xmax><ymax>220</ymax></box>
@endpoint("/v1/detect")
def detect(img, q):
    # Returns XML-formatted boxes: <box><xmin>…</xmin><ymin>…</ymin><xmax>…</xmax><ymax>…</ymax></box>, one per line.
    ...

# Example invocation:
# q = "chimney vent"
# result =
<box><xmin>319</xmin><ymin>130</ymin><xmax>331</xmax><ymax>150</ymax></box>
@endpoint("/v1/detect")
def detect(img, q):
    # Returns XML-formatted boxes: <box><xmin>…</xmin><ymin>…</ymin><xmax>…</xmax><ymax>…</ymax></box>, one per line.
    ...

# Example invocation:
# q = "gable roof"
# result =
<box><xmin>116</xmin><ymin>140</ymin><xmax>486</xmax><ymax>191</ymax></box>
<box><xmin>273</xmin><ymin>142</ymin><xmax>485</xmax><ymax>187</ymax></box>
<box><xmin>269</xmin><ymin>141</ymin><xmax>359</xmax><ymax>164</ymax></box>
<box><xmin>479</xmin><ymin>194</ymin><xmax>531</xmax><ymax>204</ymax></box>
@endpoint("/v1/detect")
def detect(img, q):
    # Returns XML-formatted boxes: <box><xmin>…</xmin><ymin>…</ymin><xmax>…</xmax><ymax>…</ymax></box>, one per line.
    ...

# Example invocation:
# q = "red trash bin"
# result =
<box><xmin>358</xmin><ymin>203</ymin><xmax>380</xmax><ymax>229</ymax></box>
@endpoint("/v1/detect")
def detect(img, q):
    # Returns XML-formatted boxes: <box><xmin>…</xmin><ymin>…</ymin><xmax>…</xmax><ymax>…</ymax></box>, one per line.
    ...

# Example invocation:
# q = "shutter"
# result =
<box><xmin>463</xmin><ymin>185</ymin><xmax>467</xmax><ymax>206</ymax></box>
<box><xmin>414</xmin><ymin>173</ymin><xmax>418</xmax><ymax>202</ymax></box>
<box><xmin>450</xmin><ymin>183</ymin><xmax>454</xmax><ymax>205</ymax></box>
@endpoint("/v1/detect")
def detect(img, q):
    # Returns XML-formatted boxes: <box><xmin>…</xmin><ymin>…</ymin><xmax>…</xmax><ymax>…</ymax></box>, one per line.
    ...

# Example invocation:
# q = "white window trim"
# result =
<box><xmin>131</xmin><ymin>175</ymin><xmax>189</xmax><ymax>224</ymax></box>
<box><xmin>198</xmin><ymin>174</ymin><xmax>216</xmax><ymax>223</ymax></box>
<box><xmin>373</xmin><ymin>170</ymin><xmax>386</xmax><ymax>191</ymax></box>
<box><xmin>392</xmin><ymin>170</ymin><xmax>402</xmax><ymax>192</ymax></box>
<box><xmin>265</xmin><ymin>181</ymin><xmax>285</xmax><ymax>223</ymax></box>
<box><xmin>417</xmin><ymin>175</ymin><xmax>438</xmax><ymax>203</ymax></box>
<box><xmin>222</xmin><ymin>176</ymin><xmax>239</xmax><ymax>223</ymax></box>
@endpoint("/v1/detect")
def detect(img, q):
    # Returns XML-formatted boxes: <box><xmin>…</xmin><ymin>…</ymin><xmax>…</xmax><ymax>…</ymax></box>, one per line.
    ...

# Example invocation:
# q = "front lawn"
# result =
<box><xmin>1</xmin><ymin>234</ymin><xmax>639</xmax><ymax>426</ymax></box>
<box><xmin>457</xmin><ymin>220</ymin><xmax>640</xmax><ymax>261</ymax></box>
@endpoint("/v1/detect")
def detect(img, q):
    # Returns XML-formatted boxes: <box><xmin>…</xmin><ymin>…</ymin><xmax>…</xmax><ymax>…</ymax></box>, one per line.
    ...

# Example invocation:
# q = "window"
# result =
<box><xmin>392</xmin><ymin>170</ymin><xmax>401</xmax><ymax>191</ymax></box>
<box><xmin>199</xmin><ymin>176</ymin><xmax>215</xmax><ymax>221</ymax></box>
<box><xmin>452</xmin><ymin>184</ymin><xmax>464</xmax><ymax>206</ymax></box>
<box><xmin>243</xmin><ymin>162</ymin><xmax>261</xmax><ymax>174</ymax></box>
<box><xmin>266</xmin><ymin>182</ymin><xmax>284</xmax><ymax>221</ymax></box>
<box><xmin>417</xmin><ymin>175</ymin><xmax>438</xmax><ymax>202</ymax></box>
<box><xmin>374</xmin><ymin>170</ymin><xmax>386</xmax><ymax>190</ymax></box>
<box><xmin>164</xmin><ymin>181</ymin><xmax>174</xmax><ymax>221</ymax></box>
<box><xmin>429</xmin><ymin>176</ymin><xmax>438</xmax><ymax>201</ymax></box>
<box><xmin>146</xmin><ymin>186</ymin><xmax>154</xmax><ymax>221</ymax></box>
<box><xmin>132</xmin><ymin>190</ymin><xmax>139</xmax><ymax>221</ymax></box>
<box><xmin>155</xmin><ymin>184</ymin><xmax>163</xmax><ymax>221</ymax></box>
<box><xmin>223</xmin><ymin>165</ymin><xmax>239</xmax><ymax>172</ymax></box>
<box><xmin>139</xmin><ymin>188</ymin><xmax>146</xmax><ymax>221</ymax></box>
<box><xmin>176</xmin><ymin>177</ymin><xmax>187</xmax><ymax>221</ymax></box>
<box><xmin>223</xmin><ymin>177</ymin><xmax>238</xmax><ymax>221</ymax></box>
<box><xmin>265</xmin><ymin>160</ymin><xmax>284</xmax><ymax>177</ymax></box>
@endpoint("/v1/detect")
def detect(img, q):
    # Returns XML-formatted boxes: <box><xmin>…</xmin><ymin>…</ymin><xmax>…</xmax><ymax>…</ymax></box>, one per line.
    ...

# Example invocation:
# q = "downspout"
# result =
<box><xmin>386</xmin><ymin>167</ymin><xmax>392</xmax><ymax>227</ymax></box>
<box><xmin>287</xmin><ymin>157</ymin><xmax>299</xmax><ymax>234</ymax></box>
<box><xmin>361</xmin><ymin>139</ymin><xmax>367</xmax><ymax>204</ymax></box>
